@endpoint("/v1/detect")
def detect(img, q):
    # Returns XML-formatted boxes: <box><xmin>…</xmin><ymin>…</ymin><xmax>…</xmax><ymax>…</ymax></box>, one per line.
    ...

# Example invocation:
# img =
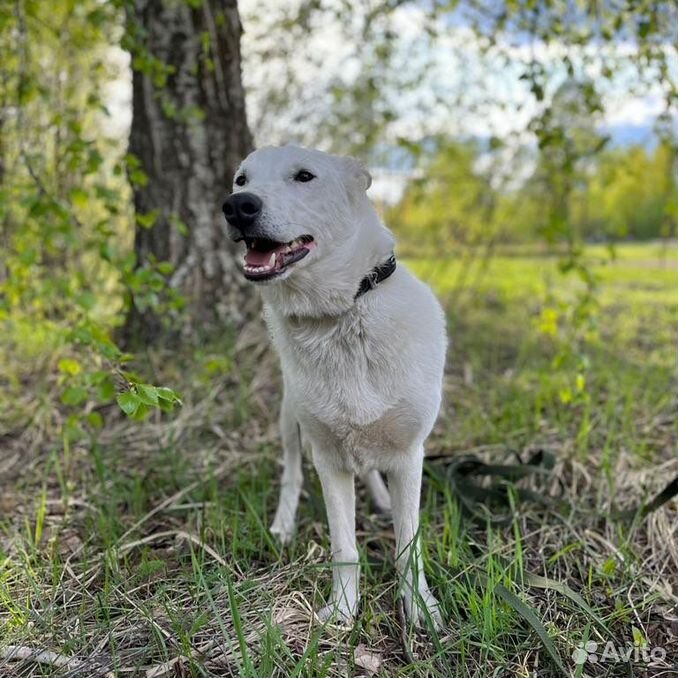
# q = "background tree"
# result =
<box><xmin>388</xmin><ymin>139</ymin><xmax>498</xmax><ymax>255</ymax></box>
<box><xmin>585</xmin><ymin>143</ymin><xmax>678</xmax><ymax>241</ymax></box>
<box><xmin>122</xmin><ymin>0</ymin><xmax>253</xmax><ymax>346</ymax></box>
<box><xmin>523</xmin><ymin>79</ymin><xmax>607</xmax><ymax>249</ymax></box>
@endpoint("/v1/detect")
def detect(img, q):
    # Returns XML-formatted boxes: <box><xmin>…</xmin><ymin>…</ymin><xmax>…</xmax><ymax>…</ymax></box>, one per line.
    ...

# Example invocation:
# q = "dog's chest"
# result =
<box><xmin>268</xmin><ymin>310</ymin><xmax>399</xmax><ymax>429</ymax></box>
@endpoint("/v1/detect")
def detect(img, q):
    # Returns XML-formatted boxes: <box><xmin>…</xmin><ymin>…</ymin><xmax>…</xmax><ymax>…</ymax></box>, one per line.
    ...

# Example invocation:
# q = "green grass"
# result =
<box><xmin>1</xmin><ymin>242</ymin><xmax>677</xmax><ymax>676</ymax></box>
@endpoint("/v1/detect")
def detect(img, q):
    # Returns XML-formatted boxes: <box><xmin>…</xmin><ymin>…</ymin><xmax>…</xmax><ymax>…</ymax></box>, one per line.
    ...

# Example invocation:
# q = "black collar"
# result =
<box><xmin>354</xmin><ymin>253</ymin><xmax>397</xmax><ymax>300</ymax></box>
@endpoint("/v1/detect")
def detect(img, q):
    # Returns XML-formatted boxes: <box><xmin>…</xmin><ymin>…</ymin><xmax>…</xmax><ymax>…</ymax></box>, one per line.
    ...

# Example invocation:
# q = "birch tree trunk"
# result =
<box><xmin>123</xmin><ymin>0</ymin><xmax>253</xmax><ymax>346</ymax></box>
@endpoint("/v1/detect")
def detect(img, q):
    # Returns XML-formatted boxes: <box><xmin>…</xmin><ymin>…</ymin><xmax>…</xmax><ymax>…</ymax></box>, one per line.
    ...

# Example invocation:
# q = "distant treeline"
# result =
<box><xmin>389</xmin><ymin>140</ymin><xmax>678</xmax><ymax>252</ymax></box>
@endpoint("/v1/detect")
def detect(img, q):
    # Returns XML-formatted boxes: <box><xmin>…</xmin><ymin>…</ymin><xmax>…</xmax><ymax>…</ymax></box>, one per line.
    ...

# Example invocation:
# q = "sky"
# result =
<box><xmin>105</xmin><ymin>0</ymin><xmax>677</xmax><ymax>204</ymax></box>
<box><xmin>236</xmin><ymin>0</ymin><xmax>677</xmax><ymax>202</ymax></box>
<box><xmin>239</xmin><ymin>0</ymin><xmax>676</xmax><ymax>154</ymax></box>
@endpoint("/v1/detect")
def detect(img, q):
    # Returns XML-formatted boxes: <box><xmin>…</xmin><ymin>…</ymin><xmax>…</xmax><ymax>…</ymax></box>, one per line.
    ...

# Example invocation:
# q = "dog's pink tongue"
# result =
<box><xmin>245</xmin><ymin>248</ymin><xmax>275</xmax><ymax>266</ymax></box>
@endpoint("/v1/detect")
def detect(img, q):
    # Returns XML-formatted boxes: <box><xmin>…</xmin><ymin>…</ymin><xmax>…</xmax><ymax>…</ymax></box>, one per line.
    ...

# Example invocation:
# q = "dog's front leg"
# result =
<box><xmin>388</xmin><ymin>446</ymin><xmax>442</xmax><ymax>628</ymax></box>
<box><xmin>313</xmin><ymin>449</ymin><xmax>359</xmax><ymax>623</ymax></box>
<box><xmin>270</xmin><ymin>396</ymin><xmax>303</xmax><ymax>544</ymax></box>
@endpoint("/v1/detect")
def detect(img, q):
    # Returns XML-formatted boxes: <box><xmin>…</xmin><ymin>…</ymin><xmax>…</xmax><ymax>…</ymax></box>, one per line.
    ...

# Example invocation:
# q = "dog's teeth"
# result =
<box><xmin>268</xmin><ymin>253</ymin><xmax>276</xmax><ymax>267</ymax></box>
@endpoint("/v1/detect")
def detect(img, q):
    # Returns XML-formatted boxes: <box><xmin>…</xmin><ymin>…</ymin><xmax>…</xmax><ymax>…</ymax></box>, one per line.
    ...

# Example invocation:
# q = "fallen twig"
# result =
<box><xmin>145</xmin><ymin>655</ymin><xmax>186</xmax><ymax>677</ymax></box>
<box><xmin>1</xmin><ymin>645</ymin><xmax>85</xmax><ymax>670</ymax></box>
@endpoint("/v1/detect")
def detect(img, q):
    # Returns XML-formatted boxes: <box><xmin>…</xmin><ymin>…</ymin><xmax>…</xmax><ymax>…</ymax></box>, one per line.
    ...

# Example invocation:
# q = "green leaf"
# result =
<box><xmin>97</xmin><ymin>378</ymin><xmax>116</xmax><ymax>402</ymax></box>
<box><xmin>157</xmin><ymin>398</ymin><xmax>175</xmax><ymax>413</ymax></box>
<box><xmin>136</xmin><ymin>384</ymin><xmax>159</xmax><ymax>406</ymax></box>
<box><xmin>58</xmin><ymin>358</ymin><xmax>81</xmax><ymax>376</ymax></box>
<box><xmin>495</xmin><ymin>584</ymin><xmax>568</xmax><ymax>676</ymax></box>
<box><xmin>75</xmin><ymin>292</ymin><xmax>96</xmax><ymax>310</ymax></box>
<box><xmin>61</xmin><ymin>386</ymin><xmax>88</xmax><ymax>406</ymax></box>
<box><xmin>632</xmin><ymin>626</ymin><xmax>646</xmax><ymax>647</ymax></box>
<box><xmin>131</xmin><ymin>402</ymin><xmax>151</xmax><ymax>421</ymax></box>
<box><xmin>156</xmin><ymin>261</ymin><xmax>174</xmax><ymax>275</ymax></box>
<box><xmin>99</xmin><ymin>243</ymin><xmax>116</xmax><ymax>261</ymax></box>
<box><xmin>117</xmin><ymin>391</ymin><xmax>140</xmax><ymax>416</ymax></box>
<box><xmin>86</xmin><ymin>149</ymin><xmax>103</xmax><ymax>173</ymax></box>
<box><xmin>69</xmin><ymin>187</ymin><xmax>89</xmax><ymax>208</ymax></box>
<box><xmin>64</xmin><ymin>414</ymin><xmax>85</xmax><ymax>442</ymax></box>
<box><xmin>137</xmin><ymin>209</ymin><xmax>160</xmax><ymax>229</ymax></box>
<box><xmin>156</xmin><ymin>387</ymin><xmax>181</xmax><ymax>403</ymax></box>
<box><xmin>129</xmin><ymin>168</ymin><xmax>148</xmax><ymax>187</ymax></box>
<box><xmin>226</xmin><ymin>575</ymin><xmax>256</xmax><ymax>675</ymax></box>
<box><xmin>86</xmin><ymin>412</ymin><xmax>103</xmax><ymax>428</ymax></box>
<box><xmin>520</xmin><ymin>569</ymin><xmax>613</xmax><ymax>638</ymax></box>
<box><xmin>19</xmin><ymin>248</ymin><xmax>38</xmax><ymax>265</ymax></box>
<box><xmin>204</xmin><ymin>356</ymin><xmax>230</xmax><ymax>375</ymax></box>
<box><xmin>601</xmin><ymin>558</ymin><xmax>616</xmax><ymax>577</ymax></box>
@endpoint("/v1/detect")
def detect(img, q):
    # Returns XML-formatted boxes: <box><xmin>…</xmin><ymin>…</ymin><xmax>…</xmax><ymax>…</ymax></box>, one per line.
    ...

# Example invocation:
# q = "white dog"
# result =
<box><xmin>223</xmin><ymin>146</ymin><xmax>447</xmax><ymax>627</ymax></box>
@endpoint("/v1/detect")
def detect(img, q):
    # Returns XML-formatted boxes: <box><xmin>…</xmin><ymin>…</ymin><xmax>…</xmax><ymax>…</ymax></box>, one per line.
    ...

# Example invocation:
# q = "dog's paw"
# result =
<box><xmin>269</xmin><ymin>518</ymin><xmax>295</xmax><ymax>545</ymax></box>
<box><xmin>402</xmin><ymin>587</ymin><xmax>443</xmax><ymax>630</ymax></box>
<box><xmin>315</xmin><ymin>600</ymin><xmax>356</xmax><ymax>626</ymax></box>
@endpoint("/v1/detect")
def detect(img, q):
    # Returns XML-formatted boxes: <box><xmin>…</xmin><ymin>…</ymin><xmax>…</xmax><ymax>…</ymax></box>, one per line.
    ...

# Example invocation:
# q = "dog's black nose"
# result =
<box><xmin>222</xmin><ymin>192</ymin><xmax>263</xmax><ymax>230</ymax></box>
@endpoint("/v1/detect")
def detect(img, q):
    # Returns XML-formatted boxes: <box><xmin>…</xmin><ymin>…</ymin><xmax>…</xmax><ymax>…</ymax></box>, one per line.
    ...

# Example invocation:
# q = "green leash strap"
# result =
<box><xmin>427</xmin><ymin>449</ymin><xmax>678</xmax><ymax>524</ymax></box>
<box><xmin>612</xmin><ymin>473</ymin><xmax>678</xmax><ymax>521</ymax></box>
<box><xmin>427</xmin><ymin>449</ymin><xmax>559</xmax><ymax>526</ymax></box>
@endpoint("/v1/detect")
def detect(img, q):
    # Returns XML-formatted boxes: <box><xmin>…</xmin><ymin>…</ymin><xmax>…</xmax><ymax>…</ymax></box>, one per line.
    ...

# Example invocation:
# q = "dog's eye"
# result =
<box><xmin>235</xmin><ymin>174</ymin><xmax>247</xmax><ymax>186</ymax></box>
<box><xmin>294</xmin><ymin>170</ymin><xmax>315</xmax><ymax>183</ymax></box>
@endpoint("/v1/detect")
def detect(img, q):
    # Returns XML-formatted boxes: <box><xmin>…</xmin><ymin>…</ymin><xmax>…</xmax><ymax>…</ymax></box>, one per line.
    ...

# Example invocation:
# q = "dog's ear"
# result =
<box><xmin>341</xmin><ymin>157</ymin><xmax>372</xmax><ymax>192</ymax></box>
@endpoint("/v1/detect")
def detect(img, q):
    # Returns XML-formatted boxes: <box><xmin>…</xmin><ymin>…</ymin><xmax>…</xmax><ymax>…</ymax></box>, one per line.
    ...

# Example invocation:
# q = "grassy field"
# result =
<box><xmin>1</xmin><ymin>242</ymin><xmax>677</xmax><ymax>677</ymax></box>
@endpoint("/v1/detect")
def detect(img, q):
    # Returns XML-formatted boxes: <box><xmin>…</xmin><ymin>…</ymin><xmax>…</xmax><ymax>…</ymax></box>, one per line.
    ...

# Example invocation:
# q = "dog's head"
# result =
<box><xmin>222</xmin><ymin>145</ymin><xmax>375</xmax><ymax>283</ymax></box>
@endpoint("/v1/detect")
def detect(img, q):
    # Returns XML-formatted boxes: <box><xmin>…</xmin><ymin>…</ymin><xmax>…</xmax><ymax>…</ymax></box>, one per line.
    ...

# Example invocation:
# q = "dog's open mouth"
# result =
<box><xmin>243</xmin><ymin>235</ymin><xmax>316</xmax><ymax>280</ymax></box>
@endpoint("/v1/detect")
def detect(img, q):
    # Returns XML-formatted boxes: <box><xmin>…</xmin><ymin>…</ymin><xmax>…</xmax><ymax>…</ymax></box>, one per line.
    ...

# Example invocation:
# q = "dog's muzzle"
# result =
<box><xmin>221</xmin><ymin>192</ymin><xmax>316</xmax><ymax>282</ymax></box>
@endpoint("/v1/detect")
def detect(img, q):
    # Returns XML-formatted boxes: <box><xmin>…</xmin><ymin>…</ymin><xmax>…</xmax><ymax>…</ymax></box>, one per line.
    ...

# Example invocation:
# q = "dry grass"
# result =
<box><xmin>1</xmin><ymin>358</ymin><xmax>677</xmax><ymax>675</ymax></box>
<box><xmin>1</xmin><ymin>246</ymin><xmax>678</xmax><ymax>676</ymax></box>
